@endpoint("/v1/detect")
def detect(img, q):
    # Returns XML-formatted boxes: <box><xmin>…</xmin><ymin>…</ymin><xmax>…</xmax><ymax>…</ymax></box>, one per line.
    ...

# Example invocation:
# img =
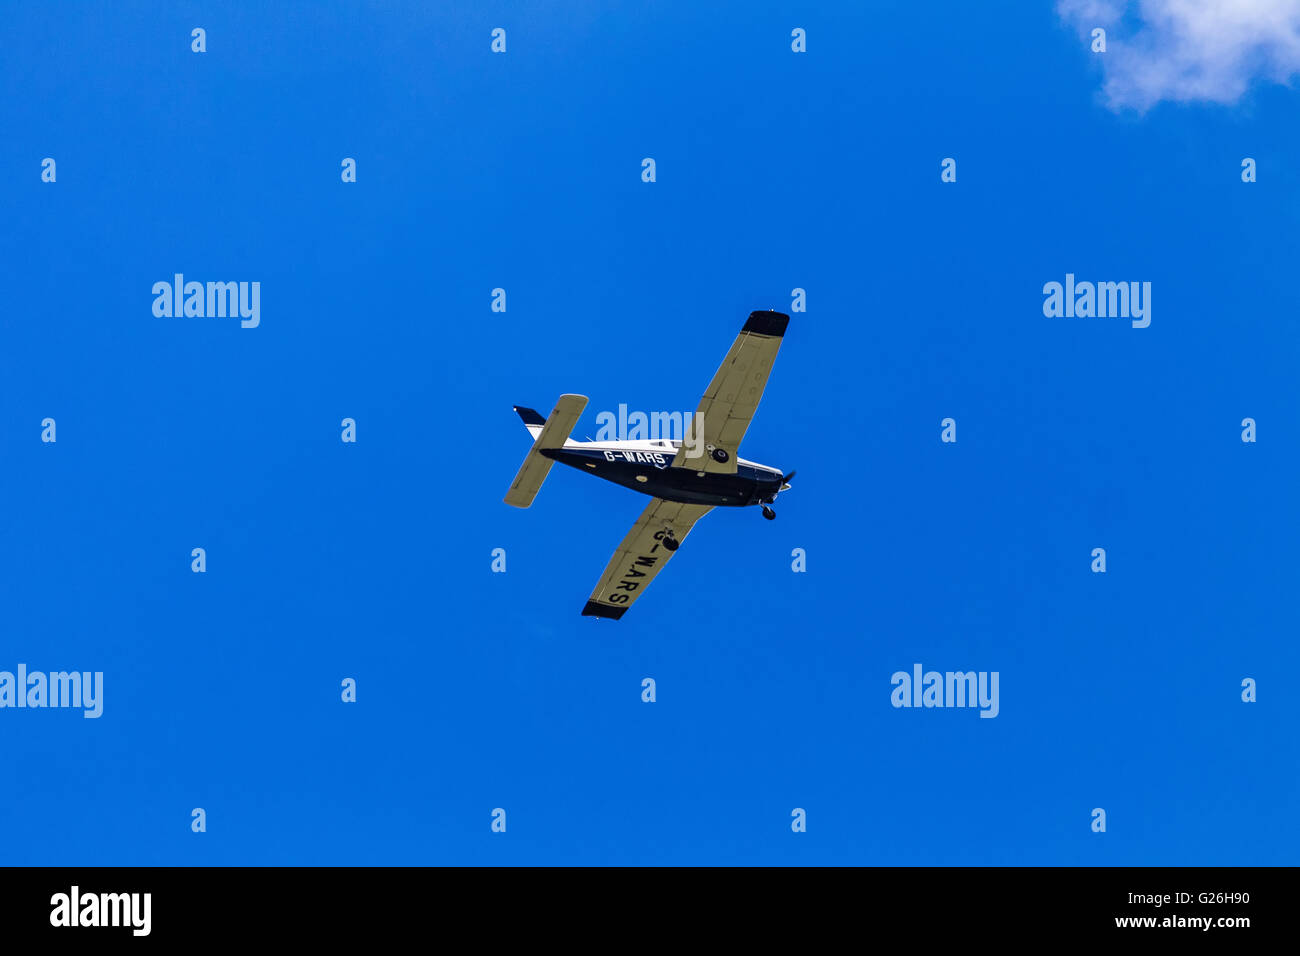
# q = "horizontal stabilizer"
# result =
<box><xmin>504</xmin><ymin>394</ymin><xmax>588</xmax><ymax>508</ymax></box>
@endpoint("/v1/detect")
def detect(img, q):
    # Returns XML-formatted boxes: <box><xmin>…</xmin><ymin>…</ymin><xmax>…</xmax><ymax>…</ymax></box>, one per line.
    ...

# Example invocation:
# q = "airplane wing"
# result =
<box><xmin>581</xmin><ymin>497</ymin><xmax>714</xmax><ymax>619</ymax></box>
<box><xmin>671</xmin><ymin>310</ymin><xmax>789</xmax><ymax>474</ymax></box>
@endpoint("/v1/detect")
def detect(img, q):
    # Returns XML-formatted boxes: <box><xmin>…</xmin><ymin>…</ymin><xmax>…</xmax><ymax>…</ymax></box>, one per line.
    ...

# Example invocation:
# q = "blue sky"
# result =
<box><xmin>1</xmin><ymin>1</ymin><xmax>1297</xmax><ymax>865</ymax></box>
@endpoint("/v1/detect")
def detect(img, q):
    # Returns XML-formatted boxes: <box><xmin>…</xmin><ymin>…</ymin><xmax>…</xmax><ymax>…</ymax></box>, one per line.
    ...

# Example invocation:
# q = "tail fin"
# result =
<box><xmin>504</xmin><ymin>395</ymin><xmax>588</xmax><ymax>509</ymax></box>
<box><xmin>513</xmin><ymin>405</ymin><xmax>547</xmax><ymax>440</ymax></box>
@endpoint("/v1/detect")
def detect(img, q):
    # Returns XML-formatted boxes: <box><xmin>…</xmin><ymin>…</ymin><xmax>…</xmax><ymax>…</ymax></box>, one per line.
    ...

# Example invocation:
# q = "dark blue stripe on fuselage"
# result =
<box><xmin>543</xmin><ymin>447</ymin><xmax>781</xmax><ymax>507</ymax></box>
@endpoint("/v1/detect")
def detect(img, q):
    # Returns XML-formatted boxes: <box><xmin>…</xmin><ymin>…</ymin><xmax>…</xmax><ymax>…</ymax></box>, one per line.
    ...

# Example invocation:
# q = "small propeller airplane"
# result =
<box><xmin>504</xmin><ymin>310</ymin><xmax>794</xmax><ymax>619</ymax></box>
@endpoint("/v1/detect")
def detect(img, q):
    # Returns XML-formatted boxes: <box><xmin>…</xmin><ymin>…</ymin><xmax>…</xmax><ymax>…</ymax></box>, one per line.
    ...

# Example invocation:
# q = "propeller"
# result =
<box><xmin>781</xmin><ymin>470</ymin><xmax>796</xmax><ymax>484</ymax></box>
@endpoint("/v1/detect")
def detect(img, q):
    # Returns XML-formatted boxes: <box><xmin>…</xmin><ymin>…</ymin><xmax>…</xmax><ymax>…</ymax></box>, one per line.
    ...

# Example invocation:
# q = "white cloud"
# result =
<box><xmin>1059</xmin><ymin>0</ymin><xmax>1300</xmax><ymax>110</ymax></box>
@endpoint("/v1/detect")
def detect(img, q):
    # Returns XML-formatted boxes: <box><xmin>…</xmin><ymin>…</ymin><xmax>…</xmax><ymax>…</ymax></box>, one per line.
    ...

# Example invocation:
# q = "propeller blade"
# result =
<box><xmin>781</xmin><ymin>470</ymin><xmax>796</xmax><ymax>483</ymax></box>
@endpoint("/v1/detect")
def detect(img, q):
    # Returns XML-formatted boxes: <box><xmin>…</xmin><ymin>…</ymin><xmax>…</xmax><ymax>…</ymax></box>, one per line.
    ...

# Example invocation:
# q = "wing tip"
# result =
<box><xmin>743</xmin><ymin>310</ymin><xmax>790</xmax><ymax>338</ymax></box>
<box><xmin>581</xmin><ymin>600</ymin><xmax>626</xmax><ymax>620</ymax></box>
